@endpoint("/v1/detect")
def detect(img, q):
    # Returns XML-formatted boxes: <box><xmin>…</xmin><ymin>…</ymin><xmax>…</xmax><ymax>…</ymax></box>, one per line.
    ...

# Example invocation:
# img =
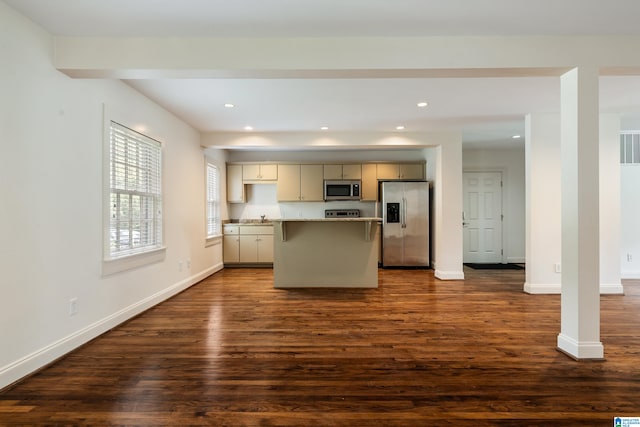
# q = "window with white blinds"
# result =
<box><xmin>621</xmin><ymin>132</ymin><xmax>640</xmax><ymax>164</ymax></box>
<box><xmin>109</xmin><ymin>121</ymin><xmax>163</xmax><ymax>258</ymax></box>
<box><xmin>206</xmin><ymin>163</ymin><xmax>221</xmax><ymax>238</ymax></box>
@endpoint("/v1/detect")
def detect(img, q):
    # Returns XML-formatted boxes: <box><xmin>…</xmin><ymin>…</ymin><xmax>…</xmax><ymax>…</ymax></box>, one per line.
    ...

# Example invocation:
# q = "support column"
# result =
<box><xmin>599</xmin><ymin>114</ymin><xmax>624</xmax><ymax>294</ymax></box>
<box><xmin>557</xmin><ymin>66</ymin><xmax>604</xmax><ymax>359</ymax></box>
<box><xmin>432</xmin><ymin>138</ymin><xmax>464</xmax><ymax>280</ymax></box>
<box><xmin>524</xmin><ymin>113</ymin><xmax>561</xmax><ymax>294</ymax></box>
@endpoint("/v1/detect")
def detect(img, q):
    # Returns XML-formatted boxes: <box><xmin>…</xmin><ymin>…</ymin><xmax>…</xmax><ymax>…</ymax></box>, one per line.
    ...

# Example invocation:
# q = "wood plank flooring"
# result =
<box><xmin>2</xmin><ymin>267</ymin><xmax>640</xmax><ymax>426</ymax></box>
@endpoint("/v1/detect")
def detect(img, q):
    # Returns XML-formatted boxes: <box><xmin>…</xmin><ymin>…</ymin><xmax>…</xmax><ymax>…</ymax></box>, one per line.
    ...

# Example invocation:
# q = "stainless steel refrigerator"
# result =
<box><xmin>381</xmin><ymin>181</ymin><xmax>430</xmax><ymax>267</ymax></box>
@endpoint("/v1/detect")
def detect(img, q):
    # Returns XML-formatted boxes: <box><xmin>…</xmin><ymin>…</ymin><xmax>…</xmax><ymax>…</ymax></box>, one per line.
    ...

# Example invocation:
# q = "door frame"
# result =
<box><xmin>462</xmin><ymin>169</ymin><xmax>506</xmax><ymax>264</ymax></box>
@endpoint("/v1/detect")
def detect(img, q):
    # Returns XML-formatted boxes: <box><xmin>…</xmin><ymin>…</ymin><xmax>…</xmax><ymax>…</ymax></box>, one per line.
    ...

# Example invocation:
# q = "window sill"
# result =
<box><xmin>206</xmin><ymin>235</ymin><xmax>223</xmax><ymax>247</ymax></box>
<box><xmin>102</xmin><ymin>246</ymin><xmax>167</xmax><ymax>276</ymax></box>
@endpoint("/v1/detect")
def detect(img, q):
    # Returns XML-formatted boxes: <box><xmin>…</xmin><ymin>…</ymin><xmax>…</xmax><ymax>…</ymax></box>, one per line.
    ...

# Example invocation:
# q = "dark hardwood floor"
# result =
<box><xmin>1</xmin><ymin>267</ymin><xmax>639</xmax><ymax>426</ymax></box>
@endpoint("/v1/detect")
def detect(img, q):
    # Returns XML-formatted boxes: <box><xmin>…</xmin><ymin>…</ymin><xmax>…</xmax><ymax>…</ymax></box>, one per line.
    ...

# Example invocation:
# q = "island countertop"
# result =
<box><xmin>271</xmin><ymin>217</ymin><xmax>382</xmax><ymax>222</ymax></box>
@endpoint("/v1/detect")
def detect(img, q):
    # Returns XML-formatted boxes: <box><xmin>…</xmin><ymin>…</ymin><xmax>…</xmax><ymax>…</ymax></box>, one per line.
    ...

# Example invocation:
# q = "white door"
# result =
<box><xmin>463</xmin><ymin>172</ymin><xmax>503</xmax><ymax>263</ymax></box>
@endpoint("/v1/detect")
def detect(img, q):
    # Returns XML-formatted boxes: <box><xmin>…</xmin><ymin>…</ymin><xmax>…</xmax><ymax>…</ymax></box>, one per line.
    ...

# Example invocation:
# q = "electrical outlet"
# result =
<box><xmin>627</xmin><ymin>253</ymin><xmax>633</xmax><ymax>262</ymax></box>
<box><xmin>554</xmin><ymin>263</ymin><xmax>561</xmax><ymax>273</ymax></box>
<box><xmin>186</xmin><ymin>259</ymin><xmax>191</xmax><ymax>269</ymax></box>
<box><xmin>69</xmin><ymin>298</ymin><xmax>78</xmax><ymax>316</ymax></box>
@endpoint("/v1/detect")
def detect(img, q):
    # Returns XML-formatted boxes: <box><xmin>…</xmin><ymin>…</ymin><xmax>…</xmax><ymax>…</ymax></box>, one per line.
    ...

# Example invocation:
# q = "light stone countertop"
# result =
<box><xmin>271</xmin><ymin>217</ymin><xmax>382</xmax><ymax>222</ymax></box>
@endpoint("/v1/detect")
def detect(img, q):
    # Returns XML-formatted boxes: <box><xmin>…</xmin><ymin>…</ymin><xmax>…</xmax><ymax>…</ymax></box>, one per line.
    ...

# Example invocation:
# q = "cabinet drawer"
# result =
<box><xmin>223</xmin><ymin>225</ymin><xmax>240</xmax><ymax>235</ymax></box>
<box><xmin>239</xmin><ymin>225</ymin><xmax>273</xmax><ymax>235</ymax></box>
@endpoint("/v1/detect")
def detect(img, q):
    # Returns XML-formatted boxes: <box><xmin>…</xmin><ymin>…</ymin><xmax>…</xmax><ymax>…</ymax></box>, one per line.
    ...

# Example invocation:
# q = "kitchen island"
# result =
<box><xmin>271</xmin><ymin>218</ymin><xmax>381</xmax><ymax>288</ymax></box>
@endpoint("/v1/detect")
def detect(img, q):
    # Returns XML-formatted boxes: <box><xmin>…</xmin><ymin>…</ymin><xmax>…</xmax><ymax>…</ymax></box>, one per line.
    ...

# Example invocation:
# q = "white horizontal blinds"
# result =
<box><xmin>620</xmin><ymin>132</ymin><xmax>640</xmax><ymax>164</ymax></box>
<box><xmin>207</xmin><ymin>163</ymin><xmax>220</xmax><ymax>237</ymax></box>
<box><xmin>109</xmin><ymin>121</ymin><xmax>163</xmax><ymax>257</ymax></box>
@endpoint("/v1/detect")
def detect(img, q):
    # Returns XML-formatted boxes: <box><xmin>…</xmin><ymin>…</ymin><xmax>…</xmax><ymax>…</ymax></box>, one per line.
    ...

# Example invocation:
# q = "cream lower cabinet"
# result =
<box><xmin>223</xmin><ymin>225</ymin><xmax>241</xmax><ymax>263</ymax></box>
<box><xmin>239</xmin><ymin>234</ymin><xmax>274</xmax><ymax>263</ymax></box>
<box><xmin>224</xmin><ymin>224</ymin><xmax>273</xmax><ymax>264</ymax></box>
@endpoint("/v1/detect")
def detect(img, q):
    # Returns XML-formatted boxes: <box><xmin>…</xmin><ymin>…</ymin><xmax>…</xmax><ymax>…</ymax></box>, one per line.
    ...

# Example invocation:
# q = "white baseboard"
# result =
<box><xmin>523</xmin><ymin>282</ymin><xmax>561</xmax><ymax>294</ymax></box>
<box><xmin>600</xmin><ymin>283</ymin><xmax>625</xmax><ymax>295</ymax></box>
<box><xmin>435</xmin><ymin>269</ymin><xmax>465</xmax><ymax>280</ymax></box>
<box><xmin>557</xmin><ymin>333</ymin><xmax>604</xmax><ymax>360</ymax></box>
<box><xmin>506</xmin><ymin>257</ymin><xmax>525</xmax><ymax>264</ymax></box>
<box><xmin>0</xmin><ymin>262</ymin><xmax>223</xmax><ymax>390</ymax></box>
<box><xmin>523</xmin><ymin>282</ymin><xmax>625</xmax><ymax>295</ymax></box>
<box><xmin>621</xmin><ymin>271</ymin><xmax>640</xmax><ymax>279</ymax></box>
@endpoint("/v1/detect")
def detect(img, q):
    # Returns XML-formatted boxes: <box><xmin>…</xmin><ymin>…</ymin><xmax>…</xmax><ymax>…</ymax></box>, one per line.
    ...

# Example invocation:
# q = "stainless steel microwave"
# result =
<box><xmin>324</xmin><ymin>180</ymin><xmax>361</xmax><ymax>201</ymax></box>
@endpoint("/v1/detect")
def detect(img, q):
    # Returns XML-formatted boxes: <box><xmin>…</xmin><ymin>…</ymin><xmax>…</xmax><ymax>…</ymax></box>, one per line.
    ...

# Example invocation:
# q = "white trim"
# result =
<box><xmin>557</xmin><ymin>333</ymin><xmax>604</xmax><ymax>360</ymax></box>
<box><xmin>102</xmin><ymin>104</ymin><xmax>166</xmax><ymax>274</ymax></box>
<box><xmin>102</xmin><ymin>246</ymin><xmax>166</xmax><ymax>276</ymax></box>
<box><xmin>621</xmin><ymin>270</ymin><xmax>640</xmax><ymax>279</ymax></box>
<box><xmin>507</xmin><ymin>256</ymin><xmax>525</xmax><ymax>263</ymax></box>
<box><xmin>435</xmin><ymin>269</ymin><xmax>465</xmax><ymax>280</ymax></box>
<box><xmin>523</xmin><ymin>282</ymin><xmax>625</xmax><ymax>295</ymax></box>
<box><xmin>523</xmin><ymin>283</ymin><xmax>561</xmax><ymax>294</ymax></box>
<box><xmin>600</xmin><ymin>283</ymin><xmax>625</xmax><ymax>295</ymax></box>
<box><xmin>0</xmin><ymin>264</ymin><xmax>223</xmax><ymax>390</ymax></box>
<box><xmin>206</xmin><ymin>235</ymin><xmax>223</xmax><ymax>248</ymax></box>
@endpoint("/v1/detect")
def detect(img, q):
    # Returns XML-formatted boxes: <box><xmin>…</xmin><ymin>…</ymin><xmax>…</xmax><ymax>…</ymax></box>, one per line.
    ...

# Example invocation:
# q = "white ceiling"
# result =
<box><xmin>7</xmin><ymin>0</ymin><xmax>640</xmax><ymax>149</ymax></box>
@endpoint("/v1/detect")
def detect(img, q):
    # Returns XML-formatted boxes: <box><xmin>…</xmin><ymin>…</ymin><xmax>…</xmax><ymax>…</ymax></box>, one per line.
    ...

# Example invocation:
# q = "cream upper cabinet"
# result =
<box><xmin>300</xmin><ymin>164</ymin><xmax>324</xmax><ymax>201</ymax></box>
<box><xmin>376</xmin><ymin>163</ymin><xmax>424</xmax><ymax>180</ymax></box>
<box><xmin>277</xmin><ymin>164</ymin><xmax>301</xmax><ymax>201</ymax></box>
<box><xmin>342</xmin><ymin>164</ymin><xmax>362</xmax><ymax>180</ymax></box>
<box><xmin>242</xmin><ymin>163</ymin><xmax>278</xmax><ymax>181</ymax></box>
<box><xmin>361</xmin><ymin>163</ymin><xmax>378</xmax><ymax>201</ymax></box>
<box><xmin>277</xmin><ymin>164</ymin><xmax>324</xmax><ymax>202</ymax></box>
<box><xmin>399</xmin><ymin>163</ymin><xmax>424</xmax><ymax>180</ymax></box>
<box><xmin>323</xmin><ymin>164</ymin><xmax>361</xmax><ymax>180</ymax></box>
<box><xmin>226</xmin><ymin>164</ymin><xmax>245</xmax><ymax>203</ymax></box>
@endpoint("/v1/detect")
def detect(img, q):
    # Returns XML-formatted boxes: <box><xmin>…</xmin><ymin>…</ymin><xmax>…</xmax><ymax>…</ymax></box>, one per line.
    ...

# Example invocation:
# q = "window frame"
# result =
<box><xmin>102</xmin><ymin>108</ymin><xmax>166</xmax><ymax>275</ymax></box>
<box><xmin>206</xmin><ymin>162</ymin><xmax>222</xmax><ymax>243</ymax></box>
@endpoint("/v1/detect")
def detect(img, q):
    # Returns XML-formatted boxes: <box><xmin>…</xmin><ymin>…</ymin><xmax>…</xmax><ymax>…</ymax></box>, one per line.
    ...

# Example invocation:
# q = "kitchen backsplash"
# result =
<box><xmin>228</xmin><ymin>184</ymin><xmax>378</xmax><ymax>220</ymax></box>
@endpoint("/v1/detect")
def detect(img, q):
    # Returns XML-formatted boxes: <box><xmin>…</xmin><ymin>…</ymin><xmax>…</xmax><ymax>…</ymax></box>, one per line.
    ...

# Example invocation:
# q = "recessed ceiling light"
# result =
<box><xmin>244</xmin><ymin>126</ymin><xmax>253</xmax><ymax>131</ymax></box>
<box><xmin>512</xmin><ymin>135</ymin><xmax>521</xmax><ymax>139</ymax></box>
<box><xmin>396</xmin><ymin>126</ymin><xmax>405</xmax><ymax>131</ymax></box>
<box><xmin>417</xmin><ymin>102</ymin><xmax>428</xmax><ymax>108</ymax></box>
<box><xmin>224</xmin><ymin>103</ymin><xmax>235</xmax><ymax>108</ymax></box>
<box><xmin>320</xmin><ymin>126</ymin><xmax>329</xmax><ymax>130</ymax></box>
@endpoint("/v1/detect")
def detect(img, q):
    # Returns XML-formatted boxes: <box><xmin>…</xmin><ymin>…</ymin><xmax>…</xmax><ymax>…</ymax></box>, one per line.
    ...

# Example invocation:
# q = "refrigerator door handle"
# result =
<box><xmin>402</xmin><ymin>197</ymin><xmax>407</xmax><ymax>228</ymax></box>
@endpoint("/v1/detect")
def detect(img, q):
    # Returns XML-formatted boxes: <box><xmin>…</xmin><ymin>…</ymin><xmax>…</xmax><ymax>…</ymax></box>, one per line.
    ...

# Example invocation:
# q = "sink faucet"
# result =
<box><xmin>260</xmin><ymin>214</ymin><xmax>266</xmax><ymax>223</ymax></box>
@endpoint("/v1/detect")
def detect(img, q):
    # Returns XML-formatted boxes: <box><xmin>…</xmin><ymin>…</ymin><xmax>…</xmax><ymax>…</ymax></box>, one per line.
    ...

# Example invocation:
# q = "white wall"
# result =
<box><xmin>463</xmin><ymin>147</ymin><xmax>526</xmax><ymax>263</ymax></box>
<box><xmin>0</xmin><ymin>2</ymin><xmax>222</xmax><ymax>389</ymax></box>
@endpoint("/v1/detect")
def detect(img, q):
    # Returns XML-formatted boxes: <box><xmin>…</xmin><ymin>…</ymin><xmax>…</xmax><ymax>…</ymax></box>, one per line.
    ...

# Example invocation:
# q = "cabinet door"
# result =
<box><xmin>226</xmin><ymin>164</ymin><xmax>245</xmax><ymax>203</ymax></box>
<box><xmin>323</xmin><ymin>164</ymin><xmax>343</xmax><ymax>180</ymax></box>
<box><xmin>257</xmin><ymin>234</ymin><xmax>274</xmax><ymax>263</ymax></box>
<box><xmin>259</xmin><ymin>164</ymin><xmax>278</xmax><ymax>180</ymax></box>
<box><xmin>361</xmin><ymin>163</ymin><xmax>378</xmax><ymax>201</ymax></box>
<box><xmin>239</xmin><ymin>235</ymin><xmax>258</xmax><ymax>263</ymax></box>
<box><xmin>400</xmin><ymin>163</ymin><xmax>424</xmax><ymax>180</ymax></box>
<box><xmin>300</xmin><ymin>164</ymin><xmax>324</xmax><ymax>201</ymax></box>
<box><xmin>242</xmin><ymin>164</ymin><xmax>260</xmax><ymax>180</ymax></box>
<box><xmin>223</xmin><ymin>235</ymin><xmax>240</xmax><ymax>263</ymax></box>
<box><xmin>342</xmin><ymin>164</ymin><xmax>362</xmax><ymax>179</ymax></box>
<box><xmin>376</xmin><ymin>163</ymin><xmax>400</xmax><ymax>179</ymax></box>
<box><xmin>277</xmin><ymin>164</ymin><xmax>301</xmax><ymax>201</ymax></box>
